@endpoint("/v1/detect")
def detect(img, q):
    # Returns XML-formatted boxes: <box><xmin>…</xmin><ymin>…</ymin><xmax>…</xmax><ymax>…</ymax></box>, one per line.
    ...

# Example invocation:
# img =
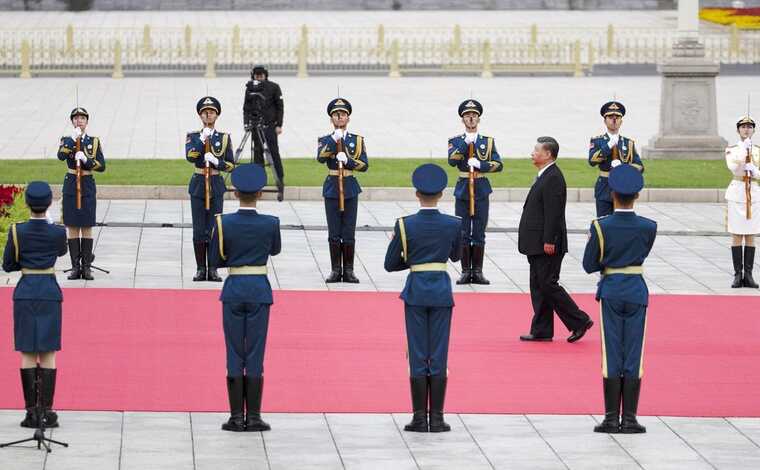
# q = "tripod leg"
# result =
<box><xmin>44</xmin><ymin>437</ymin><xmax>69</xmax><ymax>447</ymax></box>
<box><xmin>0</xmin><ymin>437</ymin><xmax>37</xmax><ymax>447</ymax></box>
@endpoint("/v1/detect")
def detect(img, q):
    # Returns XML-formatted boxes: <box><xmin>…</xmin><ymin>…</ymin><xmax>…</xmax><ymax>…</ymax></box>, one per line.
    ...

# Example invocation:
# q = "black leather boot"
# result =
<box><xmin>325</xmin><ymin>242</ymin><xmax>342</xmax><ymax>283</ymax></box>
<box><xmin>403</xmin><ymin>376</ymin><xmax>428</xmax><ymax>432</ymax></box>
<box><xmin>593</xmin><ymin>377</ymin><xmax>622</xmax><ymax>433</ymax></box>
<box><xmin>19</xmin><ymin>368</ymin><xmax>38</xmax><ymax>428</ymax></box>
<box><xmin>743</xmin><ymin>246</ymin><xmax>759</xmax><ymax>288</ymax></box>
<box><xmin>342</xmin><ymin>243</ymin><xmax>360</xmax><ymax>283</ymax></box>
<box><xmin>206</xmin><ymin>242</ymin><xmax>223</xmax><ymax>282</ymax></box>
<box><xmin>456</xmin><ymin>245</ymin><xmax>472</xmax><ymax>285</ymax></box>
<box><xmin>221</xmin><ymin>377</ymin><xmax>246</xmax><ymax>432</ymax></box>
<box><xmin>244</xmin><ymin>376</ymin><xmax>271</xmax><ymax>432</ymax></box>
<box><xmin>620</xmin><ymin>377</ymin><xmax>646</xmax><ymax>434</ymax></box>
<box><xmin>470</xmin><ymin>245</ymin><xmax>490</xmax><ymax>285</ymax></box>
<box><xmin>732</xmin><ymin>246</ymin><xmax>744</xmax><ymax>288</ymax></box>
<box><xmin>67</xmin><ymin>238</ymin><xmax>81</xmax><ymax>280</ymax></box>
<box><xmin>192</xmin><ymin>241</ymin><xmax>207</xmax><ymax>282</ymax></box>
<box><xmin>39</xmin><ymin>368</ymin><xmax>59</xmax><ymax>428</ymax></box>
<box><xmin>428</xmin><ymin>375</ymin><xmax>451</xmax><ymax>432</ymax></box>
<box><xmin>80</xmin><ymin>238</ymin><xmax>95</xmax><ymax>280</ymax></box>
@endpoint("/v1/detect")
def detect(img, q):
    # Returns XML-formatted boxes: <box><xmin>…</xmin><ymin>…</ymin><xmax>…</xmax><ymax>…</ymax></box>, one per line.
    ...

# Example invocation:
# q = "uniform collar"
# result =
<box><xmin>237</xmin><ymin>208</ymin><xmax>258</xmax><ymax>215</ymax></box>
<box><xmin>613</xmin><ymin>209</ymin><xmax>636</xmax><ymax>216</ymax></box>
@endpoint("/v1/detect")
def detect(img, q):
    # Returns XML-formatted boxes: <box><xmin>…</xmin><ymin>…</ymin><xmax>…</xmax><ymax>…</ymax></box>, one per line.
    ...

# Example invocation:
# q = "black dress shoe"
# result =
<box><xmin>519</xmin><ymin>334</ymin><xmax>552</xmax><ymax>342</ymax></box>
<box><xmin>568</xmin><ymin>319</ymin><xmax>593</xmax><ymax>343</ymax></box>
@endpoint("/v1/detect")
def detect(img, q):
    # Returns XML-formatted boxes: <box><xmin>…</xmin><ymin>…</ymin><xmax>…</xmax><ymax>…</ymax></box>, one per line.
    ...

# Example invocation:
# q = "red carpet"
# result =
<box><xmin>0</xmin><ymin>288</ymin><xmax>758</xmax><ymax>417</ymax></box>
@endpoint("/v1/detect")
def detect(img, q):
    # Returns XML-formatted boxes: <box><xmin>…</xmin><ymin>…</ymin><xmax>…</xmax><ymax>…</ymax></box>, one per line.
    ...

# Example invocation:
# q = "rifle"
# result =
<box><xmin>75</xmin><ymin>134</ymin><xmax>82</xmax><ymax>210</ymax></box>
<box><xmin>204</xmin><ymin>129</ymin><xmax>211</xmax><ymax>211</ymax></box>
<box><xmin>337</xmin><ymin>135</ymin><xmax>345</xmax><ymax>212</ymax></box>
<box><xmin>468</xmin><ymin>142</ymin><xmax>475</xmax><ymax>216</ymax></box>
<box><xmin>746</xmin><ymin>140</ymin><xmax>753</xmax><ymax>220</ymax></box>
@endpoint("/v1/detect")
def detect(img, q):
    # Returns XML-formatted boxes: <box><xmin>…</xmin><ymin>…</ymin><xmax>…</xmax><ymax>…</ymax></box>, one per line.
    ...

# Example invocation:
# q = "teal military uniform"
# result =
<box><xmin>385</xmin><ymin>163</ymin><xmax>461</xmax><ymax>434</ymax></box>
<box><xmin>208</xmin><ymin>164</ymin><xmax>280</xmax><ymax>433</ymax></box>
<box><xmin>588</xmin><ymin>101</ymin><xmax>644</xmax><ymax>217</ymax></box>
<box><xmin>582</xmin><ymin>165</ymin><xmax>657</xmax><ymax>434</ymax></box>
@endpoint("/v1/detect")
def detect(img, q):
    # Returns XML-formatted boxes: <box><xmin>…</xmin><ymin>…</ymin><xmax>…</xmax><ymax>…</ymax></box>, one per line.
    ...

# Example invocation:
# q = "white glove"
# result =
<box><xmin>70</xmin><ymin>127</ymin><xmax>82</xmax><ymax>140</ymax></box>
<box><xmin>607</xmin><ymin>133</ymin><xmax>619</xmax><ymax>149</ymax></box>
<box><xmin>610</xmin><ymin>159</ymin><xmax>622</xmax><ymax>168</ymax></box>
<box><xmin>204</xmin><ymin>152</ymin><xmax>219</xmax><ymax>166</ymax></box>
<box><xmin>336</xmin><ymin>152</ymin><xmax>348</xmax><ymax>164</ymax></box>
<box><xmin>464</xmin><ymin>132</ymin><xmax>478</xmax><ymax>144</ymax></box>
<box><xmin>744</xmin><ymin>138</ymin><xmax>753</xmax><ymax>150</ymax></box>
<box><xmin>74</xmin><ymin>151</ymin><xmax>87</xmax><ymax>164</ymax></box>
<box><xmin>200</xmin><ymin>127</ymin><xmax>214</xmax><ymax>143</ymax></box>
<box><xmin>467</xmin><ymin>157</ymin><xmax>481</xmax><ymax>169</ymax></box>
<box><xmin>332</xmin><ymin>129</ymin><xmax>344</xmax><ymax>142</ymax></box>
<box><xmin>745</xmin><ymin>162</ymin><xmax>758</xmax><ymax>176</ymax></box>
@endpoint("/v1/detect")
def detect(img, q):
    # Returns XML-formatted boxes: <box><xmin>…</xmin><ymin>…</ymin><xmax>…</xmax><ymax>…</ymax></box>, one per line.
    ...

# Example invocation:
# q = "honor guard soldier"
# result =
<box><xmin>725</xmin><ymin>115</ymin><xmax>760</xmax><ymax>288</ymax></box>
<box><xmin>317</xmin><ymin>97</ymin><xmax>369</xmax><ymax>283</ymax></box>
<box><xmin>384</xmin><ymin>164</ymin><xmax>462</xmax><ymax>433</ymax></box>
<box><xmin>3</xmin><ymin>182</ymin><xmax>68</xmax><ymax>429</ymax></box>
<box><xmin>186</xmin><ymin>96</ymin><xmax>236</xmax><ymax>282</ymax></box>
<box><xmin>588</xmin><ymin>101</ymin><xmax>644</xmax><ymax>217</ymax></box>
<box><xmin>582</xmin><ymin>165</ymin><xmax>657</xmax><ymax>434</ymax></box>
<box><xmin>57</xmin><ymin>107</ymin><xmax>105</xmax><ymax>280</ymax></box>
<box><xmin>447</xmin><ymin>99</ymin><xmax>503</xmax><ymax>285</ymax></box>
<box><xmin>208</xmin><ymin>164</ymin><xmax>281</xmax><ymax>432</ymax></box>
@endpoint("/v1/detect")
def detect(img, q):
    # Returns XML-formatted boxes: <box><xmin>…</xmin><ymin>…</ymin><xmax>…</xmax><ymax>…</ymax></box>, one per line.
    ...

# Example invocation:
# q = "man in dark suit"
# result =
<box><xmin>518</xmin><ymin>136</ymin><xmax>593</xmax><ymax>342</ymax></box>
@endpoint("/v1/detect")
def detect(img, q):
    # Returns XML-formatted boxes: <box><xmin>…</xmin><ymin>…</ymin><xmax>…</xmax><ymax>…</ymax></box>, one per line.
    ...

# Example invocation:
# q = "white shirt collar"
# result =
<box><xmin>537</xmin><ymin>160</ymin><xmax>555</xmax><ymax>178</ymax></box>
<box><xmin>614</xmin><ymin>208</ymin><xmax>635</xmax><ymax>212</ymax></box>
<box><xmin>419</xmin><ymin>206</ymin><xmax>438</xmax><ymax>210</ymax></box>
<box><xmin>238</xmin><ymin>207</ymin><xmax>257</xmax><ymax>211</ymax></box>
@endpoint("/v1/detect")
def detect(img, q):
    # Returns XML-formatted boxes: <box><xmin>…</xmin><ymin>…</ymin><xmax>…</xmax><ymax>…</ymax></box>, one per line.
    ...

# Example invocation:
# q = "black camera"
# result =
<box><xmin>243</xmin><ymin>79</ymin><xmax>266</xmax><ymax>129</ymax></box>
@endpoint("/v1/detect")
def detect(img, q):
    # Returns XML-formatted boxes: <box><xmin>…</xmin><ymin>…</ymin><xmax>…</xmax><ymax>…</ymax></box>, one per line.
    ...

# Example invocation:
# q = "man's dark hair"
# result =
<box><xmin>612</xmin><ymin>191</ymin><xmax>637</xmax><ymax>206</ymax></box>
<box><xmin>237</xmin><ymin>191</ymin><xmax>260</xmax><ymax>204</ymax></box>
<box><xmin>29</xmin><ymin>206</ymin><xmax>49</xmax><ymax>214</ymax></box>
<box><xmin>417</xmin><ymin>192</ymin><xmax>442</xmax><ymax>203</ymax></box>
<box><xmin>537</xmin><ymin>136</ymin><xmax>559</xmax><ymax>159</ymax></box>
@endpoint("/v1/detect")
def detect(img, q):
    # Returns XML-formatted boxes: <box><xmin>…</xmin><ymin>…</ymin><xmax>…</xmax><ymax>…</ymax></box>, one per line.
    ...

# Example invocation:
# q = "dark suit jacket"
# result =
<box><xmin>518</xmin><ymin>162</ymin><xmax>569</xmax><ymax>256</ymax></box>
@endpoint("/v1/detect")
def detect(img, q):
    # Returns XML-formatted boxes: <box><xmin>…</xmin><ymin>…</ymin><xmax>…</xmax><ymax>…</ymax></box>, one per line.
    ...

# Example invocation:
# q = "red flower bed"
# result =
<box><xmin>0</xmin><ymin>185</ymin><xmax>23</xmax><ymax>217</ymax></box>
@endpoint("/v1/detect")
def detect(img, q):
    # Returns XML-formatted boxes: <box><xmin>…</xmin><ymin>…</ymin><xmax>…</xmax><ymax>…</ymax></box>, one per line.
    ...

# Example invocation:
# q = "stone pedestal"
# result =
<box><xmin>643</xmin><ymin>39</ymin><xmax>727</xmax><ymax>160</ymax></box>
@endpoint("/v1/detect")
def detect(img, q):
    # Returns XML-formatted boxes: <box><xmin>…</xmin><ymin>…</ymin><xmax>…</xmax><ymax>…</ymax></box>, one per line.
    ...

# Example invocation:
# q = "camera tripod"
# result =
<box><xmin>62</xmin><ymin>252</ymin><xmax>110</xmax><ymax>275</ymax></box>
<box><xmin>234</xmin><ymin>122</ymin><xmax>284</xmax><ymax>202</ymax></box>
<box><xmin>0</xmin><ymin>373</ymin><xmax>68</xmax><ymax>453</ymax></box>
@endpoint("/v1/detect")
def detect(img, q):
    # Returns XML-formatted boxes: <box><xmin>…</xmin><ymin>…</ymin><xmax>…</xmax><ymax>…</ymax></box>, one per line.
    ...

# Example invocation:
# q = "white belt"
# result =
<box><xmin>67</xmin><ymin>169</ymin><xmax>92</xmax><ymax>176</ymax></box>
<box><xmin>328</xmin><ymin>169</ymin><xmax>353</xmax><ymax>176</ymax></box>
<box><xmin>194</xmin><ymin>168</ymin><xmax>220</xmax><ymax>176</ymax></box>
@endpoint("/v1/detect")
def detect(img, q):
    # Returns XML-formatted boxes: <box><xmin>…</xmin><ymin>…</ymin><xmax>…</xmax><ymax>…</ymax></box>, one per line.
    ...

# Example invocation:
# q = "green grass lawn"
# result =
<box><xmin>0</xmin><ymin>158</ymin><xmax>731</xmax><ymax>188</ymax></box>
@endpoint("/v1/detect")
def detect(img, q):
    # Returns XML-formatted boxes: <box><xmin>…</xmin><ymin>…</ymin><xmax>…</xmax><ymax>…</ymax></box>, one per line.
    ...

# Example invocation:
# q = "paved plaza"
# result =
<box><xmin>3</xmin><ymin>74</ymin><xmax>757</xmax><ymax>161</ymax></box>
<box><xmin>0</xmin><ymin>199</ymin><xmax>753</xmax><ymax>296</ymax></box>
<box><xmin>1</xmin><ymin>411</ymin><xmax>760</xmax><ymax>470</ymax></box>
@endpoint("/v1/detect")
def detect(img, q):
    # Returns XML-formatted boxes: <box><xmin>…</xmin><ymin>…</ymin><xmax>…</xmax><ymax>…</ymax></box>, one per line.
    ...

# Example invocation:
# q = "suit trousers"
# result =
<box><xmin>253</xmin><ymin>125</ymin><xmax>284</xmax><ymax>181</ymax></box>
<box><xmin>527</xmin><ymin>253</ymin><xmax>589</xmax><ymax>337</ymax></box>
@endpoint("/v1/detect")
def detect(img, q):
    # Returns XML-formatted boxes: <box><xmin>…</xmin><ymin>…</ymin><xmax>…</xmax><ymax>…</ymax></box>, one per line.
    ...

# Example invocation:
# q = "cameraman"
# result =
<box><xmin>243</xmin><ymin>65</ymin><xmax>285</xmax><ymax>195</ymax></box>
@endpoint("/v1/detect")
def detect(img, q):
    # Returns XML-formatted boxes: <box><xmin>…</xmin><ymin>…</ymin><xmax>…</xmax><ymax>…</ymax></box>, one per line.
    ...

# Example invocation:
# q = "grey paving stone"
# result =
<box><xmin>44</xmin><ymin>411</ymin><xmax>122</xmax><ymax>470</ymax></box>
<box><xmin>263</xmin><ymin>413</ymin><xmax>343</xmax><ymax>470</ymax></box>
<box><xmin>660</xmin><ymin>417</ymin><xmax>760</xmax><ymax>470</ymax></box>
<box><xmin>0</xmin><ymin>410</ymin><xmax>47</xmax><ymax>470</ymax></box>
<box><xmin>605</xmin><ymin>416</ymin><xmax>713</xmax><ymax>470</ymax></box>
<box><xmin>191</xmin><ymin>412</ymin><xmax>269</xmax><ymax>470</ymax></box>
<box><xmin>393</xmin><ymin>413</ymin><xmax>493</xmax><ymax>470</ymax></box>
<box><xmin>460</xmin><ymin>414</ymin><xmax>565</xmax><ymax>470</ymax></box>
<box><xmin>120</xmin><ymin>412</ymin><xmax>194</xmax><ymax>470</ymax></box>
<box><xmin>526</xmin><ymin>414</ymin><xmax>640</xmax><ymax>470</ymax></box>
<box><xmin>326</xmin><ymin>413</ymin><xmax>417</xmax><ymax>470</ymax></box>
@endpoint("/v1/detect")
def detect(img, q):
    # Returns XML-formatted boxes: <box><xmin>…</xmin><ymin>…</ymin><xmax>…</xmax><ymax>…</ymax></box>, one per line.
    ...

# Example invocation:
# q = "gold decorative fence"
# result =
<box><xmin>1</xmin><ymin>23</ymin><xmax>758</xmax><ymax>78</ymax></box>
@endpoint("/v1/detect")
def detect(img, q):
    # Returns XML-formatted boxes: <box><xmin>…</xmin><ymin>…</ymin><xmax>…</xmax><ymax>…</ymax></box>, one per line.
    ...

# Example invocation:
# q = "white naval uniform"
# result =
<box><xmin>725</xmin><ymin>142</ymin><xmax>760</xmax><ymax>234</ymax></box>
